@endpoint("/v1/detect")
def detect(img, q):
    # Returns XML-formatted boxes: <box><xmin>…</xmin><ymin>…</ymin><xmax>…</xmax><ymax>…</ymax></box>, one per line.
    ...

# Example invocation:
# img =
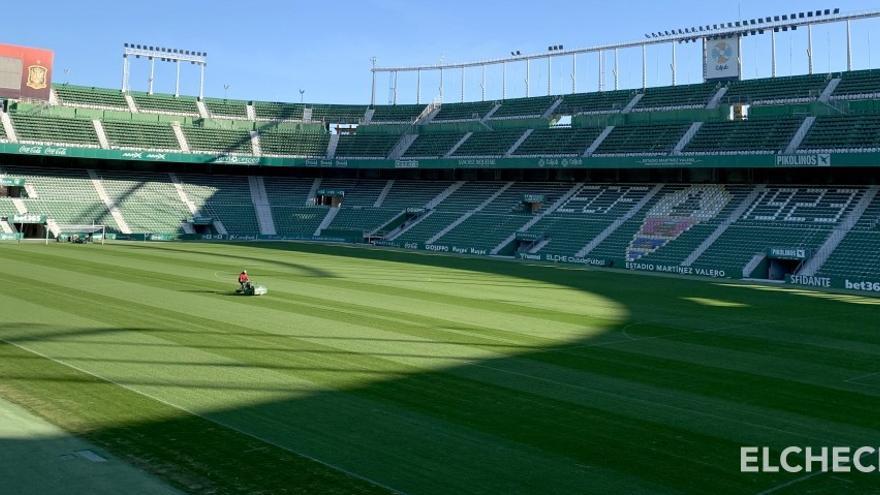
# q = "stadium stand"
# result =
<box><xmin>451</xmin><ymin>129</ymin><xmax>525</xmax><ymax>156</ymax></box>
<box><xmin>634</xmin><ymin>83</ymin><xmax>718</xmax><ymax>110</ymax></box>
<box><xmin>556</xmin><ymin>90</ymin><xmax>637</xmax><ymax>114</ymax></box>
<box><xmin>102</xmin><ymin>120</ymin><xmax>180</xmax><ymax>151</ymax></box>
<box><xmin>309</xmin><ymin>104</ymin><xmax>368</xmax><ymax>123</ymax></box>
<box><xmin>179</xmin><ymin>174</ymin><xmax>260</xmax><ymax>235</ymax></box>
<box><xmin>723</xmin><ymin>73</ymin><xmax>830</xmax><ymax>104</ymax></box>
<box><xmin>14</xmin><ymin>167</ymin><xmax>109</xmax><ymax>228</ymax></box>
<box><xmin>253</xmin><ymin>102</ymin><xmax>305</xmax><ymax>121</ymax></box>
<box><xmin>832</xmin><ymin>68</ymin><xmax>880</xmax><ymax>98</ymax></box>
<box><xmin>334</xmin><ymin>133</ymin><xmax>400</xmax><ymax>158</ymax></box>
<box><xmin>490</xmin><ymin>96</ymin><xmax>557</xmax><ymax>119</ymax></box>
<box><xmin>181</xmin><ymin>126</ymin><xmax>253</xmax><ymax>154</ymax></box>
<box><xmin>10</xmin><ymin>114</ymin><xmax>100</xmax><ymax>147</ymax></box>
<box><xmin>259</xmin><ymin>131</ymin><xmax>330</xmax><ymax>157</ymax></box>
<box><xmin>54</xmin><ymin>85</ymin><xmax>129</xmax><ymax>110</ymax></box>
<box><xmin>684</xmin><ymin>118</ymin><xmax>803</xmax><ymax>154</ymax></box>
<box><xmin>403</xmin><ymin>132</ymin><xmax>467</xmax><ymax>158</ymax></box>
<box><xmin>433</xmin><ymin>101</ymin><xmax>497</xmax><ymax>121</ymax></box>
<box><xmin>94</xmin><ymin>171</ymin><xmax>190</xmax><ymax>233</ymax></box>
<box><xmin>204</xmin><ymin>98</ymin><xmax>249</xmax><ymax>119</ymax></box>
<box><xmin>799</xmin><ymin>115</ymin><xmax>880</xmax><ymax>151</ymax></box>
<box><xmin>593</xmin><ymin>122</ymin><xmax>690</xmax><ymax>155</ymax></box>
<box><xmin>131</xmin><ymin>93</ymin><xmax>200</xmax><ymax>115</ymax></box>
<box><xmin>513</xmin><ymin>127</ymin><xmax>603</xmax><ymax>156</ymax></box>
<box><xmin>370</xmin><ymin>104</ymin><xmax>426</xmax><ymax>122</ymax></box>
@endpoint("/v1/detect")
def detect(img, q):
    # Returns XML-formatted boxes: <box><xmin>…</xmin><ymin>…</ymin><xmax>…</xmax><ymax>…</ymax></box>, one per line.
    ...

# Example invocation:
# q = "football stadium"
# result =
<box><xmin>2</xmin><ymin>2</ymin><xmax>880</xmax><ymax>494</ymax></box>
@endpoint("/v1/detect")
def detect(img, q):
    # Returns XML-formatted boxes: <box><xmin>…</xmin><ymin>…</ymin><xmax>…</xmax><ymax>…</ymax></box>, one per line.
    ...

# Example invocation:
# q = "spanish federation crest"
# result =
<box><xmin>26</xmin><ymin>65</ymin><xmax>48</xmax><ymax>90</ymax></box>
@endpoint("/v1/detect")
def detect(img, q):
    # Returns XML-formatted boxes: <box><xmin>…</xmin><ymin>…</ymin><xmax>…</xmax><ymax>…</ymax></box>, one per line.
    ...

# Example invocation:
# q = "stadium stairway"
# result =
<box><xmin>425</xmin><ymin>182</ymin><xmax>514</xmax><ymax>244</ymax></box>
<box><xmin>249</xmin><ymin>131</ymin><xmax>262</xmax><ymax>156</ymax></box>
<box><xmin>248</xmin><ymin>176</ymin><xmax>276</xmax><ymax>235</ymax></box>
<box><xmin>374</xmin><ymin>180</ymin><xmax>394</xmax><ymax>207</ymax></box>
<box><xmin>583</xmin><ymin>126</ymin><xmax>615</xmax><ymax>156</ymax></box>
<box><xmin>0</xmin><ymin>112</ymin><xmax>17</xmax><ymax>142</ymax></box>
<box><xmin>124</xmin><ymin>94</ymin><xmax>138</xmax><ymax>113</ymax></box>
<box><xmin>326</xmin><ymin>135</ymin><xmax>339</xmax><ymax>159</ymax></box>
<box><xmin>88</xmin><ymin>169</ymin><xmax>132</xmax><ymax>234</ymax></box>
<box><xmin>784</xmin><ymin>117</ymin><xmax>816</xmax><ymax>153</ymax></box>
<box><xmin>315</xmin><ymin>208</ymin><xmax>340</xmax><ymax>236</ymax></box>
<box><xmin>672</xmin><ymin>122</ymin><xmax>703</xmax><ymax>155</ymax></box>
<box><xmin>92</xmin><ymin>120</ymin><xmax>110</xmax><ymax>149</ymax></box>
<box><xmin>799</xmin><ymin>185</ymin><xmax>880</xmax><ymax>276</ymax></box>
<box><xmin>682</xmin><ymin>185</ymin><xmax>767</xmax><ymax>266</ymax></box>
<box><xmin>576</xmin><ymin>184</ymin><xmax>663</xmax><ymax>257</ymax></box>
<box><xmin>171</xmin><ymin>123</ymin><xmax>190</xmax><ymax>152</ymax></box>
<box><xmin>490</xmin><ymin>182</ymin><xmax>584</xmax><ymax>255</ymax></box>
<box><xmin>386</xmin><ymin>181</ymin><xmax>466</xmax><ymax>241</ymax></box>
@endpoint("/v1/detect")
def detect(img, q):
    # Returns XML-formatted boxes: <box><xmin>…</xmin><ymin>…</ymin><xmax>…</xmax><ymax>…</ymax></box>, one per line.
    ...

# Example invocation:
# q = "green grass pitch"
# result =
<box><xmin>0</xmin><ymin>241</ymin><xmax>879</xmax><ymax>494</ymax></box>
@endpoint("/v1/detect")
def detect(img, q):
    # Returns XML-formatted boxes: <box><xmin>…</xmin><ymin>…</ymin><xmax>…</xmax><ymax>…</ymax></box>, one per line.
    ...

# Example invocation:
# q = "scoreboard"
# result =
<box><xmin>0</xmin><ymin>44</ymin><xmax>53</xmax><ymax>100</ymax></box>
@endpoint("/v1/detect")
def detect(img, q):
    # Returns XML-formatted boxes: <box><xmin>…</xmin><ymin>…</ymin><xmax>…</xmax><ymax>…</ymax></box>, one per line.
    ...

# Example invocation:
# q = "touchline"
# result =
<box><xmin>742</xmin><ymin>447</ymin><xmax>880</xmax><ymax>473</ymax></box>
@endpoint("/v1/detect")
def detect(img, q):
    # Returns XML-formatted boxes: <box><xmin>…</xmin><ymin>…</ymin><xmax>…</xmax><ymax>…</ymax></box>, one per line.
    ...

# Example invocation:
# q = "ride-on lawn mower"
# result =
<box><xmin>236</xmin><ymin>281</ymin><xmax>268</xmax><ymax>296</ymax></box>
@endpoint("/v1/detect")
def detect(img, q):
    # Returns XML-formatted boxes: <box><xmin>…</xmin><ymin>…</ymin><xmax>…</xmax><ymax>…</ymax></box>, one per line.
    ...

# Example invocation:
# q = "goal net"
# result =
<box><xmin>54</xmin><ymin>224</ymin><xmax>108</xmax><ymax>245</ymax></box>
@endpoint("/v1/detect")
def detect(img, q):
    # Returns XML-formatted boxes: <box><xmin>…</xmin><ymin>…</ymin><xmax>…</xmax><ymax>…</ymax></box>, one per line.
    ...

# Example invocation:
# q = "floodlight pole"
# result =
<box><xmin>614</xmin><ymin>48</ymin><xmax>619</xmax><ymax>90</ymax></box>
<box><xmin>671</xmin><ymin>43</ymin><xmax>677</xmax><ymax>86</ymax></box>
<box><xmin>121</xmin><ymin>55</ymin><xmax>129</xmax><ymax>92</ymax></box>
<box><xmin>148</xmin><ymin>57</ymin><xmax>156</xmax><ymax>95</ymax></box>
<box><xmin>481</xmin><ymin>65</ymin><xmax>486</xmax><ymax>101</ymax></box>
<box><xmin>370</xmin><ymin>57</ymin><xmax>377</xmax><ymax>107</ymax></box>
<box><xmin>416</xmin><ymin>69</ymin><xmax>421</xmax><ymax>104</ymax></box>
<box><xmin>641</xmin><ymin>44</ymin><xmax>647</xmax><ymax>89</ymax></box>
<box><xmin>393</xmin><ymin>71</ymin><xmax>398</xmax><ymax>105</ymax></box>
<box><xmin>846</xmin><ymin>20</ymin><xmax>853</xmax><ymax>71</ymax></box>
<box><xmin>571</xmin><ymin>53</ymin><xmax>576</xmax><ymax>94</ymax></box>
<box><xmin>525</xmin><ymin>59</ymin><xmax>530</xmax><ymax>97</ymax></box>
<box><xmin>502</xmin><ymin>61</ymin><xmax>506</xmax><ymax>99</ymax></box>
<box><xmin>598</xmin><ymin>50</ymin><xmax>604</xmax><ymax>91</ymax></box>
<box><xmin>771</xmin><ymin>29</ymin><xmax>777</xmax><ymax>78</ymax></box>
<box><xmin>199</xmin><ymin>63</ymin><xmax>206</xmax><ymax>100</ymax></box>
<box><xmin>547</xmin><ymin>55</ymin><xmax>552</xmax><ymax>96</ymax></box>
<box><xmin>461</xmin><ymin>67</ymin><xmax>465</xmax><ymax>102</ymax></box>
<box><xmin>439</xmin><ymin>67</ymin><xmax>444</xmax><ymax>102</ymax></box>
<box><xmin>175</xmin><ymin>60</ymin><xmax>181</xmax><ymax>97</ymax></box>
<box><xmin>807</xmin><ymin>24</ymin><xmax>814</xmax><ymax>75</ymax></box>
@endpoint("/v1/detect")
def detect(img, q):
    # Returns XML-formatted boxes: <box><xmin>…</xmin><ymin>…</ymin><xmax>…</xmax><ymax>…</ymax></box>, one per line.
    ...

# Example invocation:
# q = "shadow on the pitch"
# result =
<box><xmin>0</xmin><ymin>242</ymin><xmax>876</xmax><ymax>495</ymax></box>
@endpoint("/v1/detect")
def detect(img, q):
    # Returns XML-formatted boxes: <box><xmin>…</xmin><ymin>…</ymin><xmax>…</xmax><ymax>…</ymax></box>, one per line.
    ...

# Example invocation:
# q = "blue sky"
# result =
<box><xmin>7</xmin><ymin>1</ymin><xmax>880</xmax><ymax>104</ymax></box>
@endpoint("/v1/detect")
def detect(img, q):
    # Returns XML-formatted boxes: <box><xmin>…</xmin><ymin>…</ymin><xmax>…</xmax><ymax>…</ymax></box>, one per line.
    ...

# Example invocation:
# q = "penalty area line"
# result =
<box><xmin>0</xmin><ymin>338</ymin><xmax>407</xmax><ymax>495</ymax></box>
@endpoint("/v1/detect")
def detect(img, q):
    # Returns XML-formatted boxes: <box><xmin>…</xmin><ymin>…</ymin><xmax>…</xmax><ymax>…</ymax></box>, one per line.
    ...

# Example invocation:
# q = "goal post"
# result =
<box><xmin>54</xmin><ymin>224</ymin><xmax>108</xmax><ymax>246</ymax></box>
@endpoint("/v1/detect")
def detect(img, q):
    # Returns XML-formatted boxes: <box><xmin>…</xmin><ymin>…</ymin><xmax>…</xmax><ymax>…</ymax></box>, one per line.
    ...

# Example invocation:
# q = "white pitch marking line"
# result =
<box><xmin>0</xmin><ymin>338</ymin><xmax>407</xmax><ymax>495</ymax></box>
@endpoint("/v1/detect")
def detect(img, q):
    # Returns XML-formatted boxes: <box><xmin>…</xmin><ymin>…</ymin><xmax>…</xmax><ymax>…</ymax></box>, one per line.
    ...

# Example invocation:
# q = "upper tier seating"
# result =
<box><xmin>181</xmin><ymin>127</ymin><xmax>252</xmax><ymax>154</ymax></box>
<box><xmin>403</xmin><ymin>132</ymin><xmax>466</xmax><ymax>158</ymax></box>
<box><xmin>309</xmin><ymin>105</ymin><xmax>367</xmax><ymax>123</ymax></box>
<box><xmin>102</xmin><ymin>121</ymin><xmax>180</xmax><ymax>150</ymax></box>
<box><xmin>131</xmin><ymin>93</ymin><xmax>199</xmax><ymax>115</ymax></box>
<box><xmin>799</xmin><ymin>115</ymin><xmax>880</xmax><ymax>152</ymax></box>
<box><xmin>253</xmin><ymin>102</ymin><xmax>305</xmax><ymax>121</ymax></box>
<box><xmin>54</xmin><ymin>85</ymin><xmax>129</xmax><ymax>109</ymax></box>
<box><xmin>832</xmin><ymin>69</ymin><xmax>880</xmax><ymax>98</ymax></box>
<box><xmin>594</xmin><ymin>123</ymin><xmax>689</xmax><ymax>155</ymax></box>
<box><xmin>556</xmin><ymin>90</ymin><xmax>636</xmax><ymax>114</ymax></box>
<box><xmin>513</xmin><ymin>127</ymin><xmax>603</xmax><ymax>156</ymax></box>
<box><xmin>10</xmin><ymin>114</ymin><xmax>100</xmax><ymax>147</ymax></box>
<box><xmin>685</xmin><ymin>118</ymin><xmax>802</xmax><ymax>154</ymax></box>
<box><xmin>370</xmin><ymin>104</ymin><xmax>426</xmax><ymax>123</ymax></box>
<box><xmin>634</xmin><ymin>83</ymin><xmax>718</xmax><ymax>110</ymax></box>
<box><xmin>334</xmin><ymin>133</ymin><xmax>400</xmax><ymax>158</ymax></box>
<box><xmin>205</xmin><ymin>98</ymin><xmax>249</xmax><ymax>118</ymax></box>
<box><xmin>490</xmin><ymin>96</ymin><xmax>557</xmax><ymax>119</ymax></box>
<box><xmin>724</xmin><ymin>73</ymin><xmax>829</xmax><ymax>104</ymax></box>
<box><xmin>451</xmin><ymin>129</ymin><xmax>525</xmax><ymax>156</ymax></box>
<box><xmin>259</xmin><ymin>131</ymin><xmax>329</xmax><ymax>157</ymax></box>
<box><xmin>433</xmin><ymin>101</ymin><xmax>497</xmax><ymax>121</ymax></box>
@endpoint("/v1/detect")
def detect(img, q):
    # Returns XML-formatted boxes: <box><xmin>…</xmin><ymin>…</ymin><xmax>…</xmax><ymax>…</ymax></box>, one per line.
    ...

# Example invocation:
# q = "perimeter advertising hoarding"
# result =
<box><xmin>0</xmin><ymin>44</ymin><xmax>54</xmax><ymax>100</ymax></box>
<box><xmin>703</xmin><ymin>36</ymin><xmax>741</xmax><ymax>81</ymax></box>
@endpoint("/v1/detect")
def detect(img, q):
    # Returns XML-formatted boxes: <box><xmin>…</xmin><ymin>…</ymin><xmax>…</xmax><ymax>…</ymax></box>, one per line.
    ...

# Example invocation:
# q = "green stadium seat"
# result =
<box><xmin>10</xmin><ymin>114</ymin><xmax>100</xmax><ymax>147</ymax></box>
